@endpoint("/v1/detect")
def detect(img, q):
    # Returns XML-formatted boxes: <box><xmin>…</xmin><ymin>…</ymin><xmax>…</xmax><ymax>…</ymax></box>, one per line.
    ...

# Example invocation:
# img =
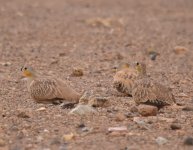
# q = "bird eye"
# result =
<box><xmin>24</xmin><ymin>67</ymin><xmax>27</xmax><ymax>70</ymax></box>
<box><xmin>136</xmin><ymin>62</ymin><xmax>139</xmax><ymax>65</ymax></box>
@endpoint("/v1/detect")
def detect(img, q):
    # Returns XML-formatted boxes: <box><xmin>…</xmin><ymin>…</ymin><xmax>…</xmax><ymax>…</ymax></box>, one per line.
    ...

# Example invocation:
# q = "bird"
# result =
<box><xmin>113</xmin><ymin>63</ymin><xmax>138</xmax><ymax>96</ymax></box>
<box><xmin>132</xmin><ymin>62</ymin><xmax>176</xmax><ymax>107</ymax></box>
<box><xmin>21</xmin><ymin>66</ymin><xmax>81</xmax><ymax>103</ymax></box>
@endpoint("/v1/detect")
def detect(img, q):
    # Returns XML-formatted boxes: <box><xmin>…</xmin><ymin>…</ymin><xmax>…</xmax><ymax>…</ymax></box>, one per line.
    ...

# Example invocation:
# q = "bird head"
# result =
<box><xmin>21</xmin><ymin>66</ymin><xmax>36</xmax><ymax>78</ymax></box>
<box><xmin>135</xmin><ymin>62</ymin><xmax>146</xmax><ymax>75</ymax></box>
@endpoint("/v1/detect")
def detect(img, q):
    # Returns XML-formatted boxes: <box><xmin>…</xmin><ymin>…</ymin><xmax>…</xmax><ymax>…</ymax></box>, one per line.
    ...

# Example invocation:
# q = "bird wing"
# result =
<box><xmin>29</xmin><ymin>78</ymin><xmax>59</xmax><ymax>101</ymax></box>
<box><xmin>113</xmin><ymin>69</ymin><xmax>137</xmax><ymax>95</ymax></box>
<box><xmin>133</xmin><ymin>78</ymin><xmax>175</xmax><ymax>106</ymax></box>
<box><xmin>151</xmin><ymin>82</ymin><xmax>175</xmax><ymax>105</ymax></box>
<box><xmin>132</xmin><ymin>78</ymin><xmax>157</xmax><ymax>105</ymax></box>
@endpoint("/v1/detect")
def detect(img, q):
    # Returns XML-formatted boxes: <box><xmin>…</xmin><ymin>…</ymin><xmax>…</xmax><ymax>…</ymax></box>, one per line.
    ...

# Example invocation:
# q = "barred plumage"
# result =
<box><xmin>21</xmin><ymin>66</ymin><xmax>81</xmax><ymax>103</ymax></box>
<box><xmin>113</xmin><ymin>63</ymin><xmax>137</xmax><ymax>96</ymax></box>
<box><xmin>132</xmin><ymin>62</ymin><xmax>176</xmax><ymax>107</ymax></box>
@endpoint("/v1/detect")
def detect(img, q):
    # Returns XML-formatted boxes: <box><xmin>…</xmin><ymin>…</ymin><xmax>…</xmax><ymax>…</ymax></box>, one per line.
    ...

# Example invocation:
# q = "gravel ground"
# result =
<box><xmin>0</xmin><ymin>0</ymin><xmax>193</xmax><ymax>149</ymax></box>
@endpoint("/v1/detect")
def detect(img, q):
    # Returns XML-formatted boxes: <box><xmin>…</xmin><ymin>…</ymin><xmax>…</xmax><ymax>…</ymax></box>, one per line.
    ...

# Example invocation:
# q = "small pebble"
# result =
<box><xmin>0</xmin><ymin>139</ymin><xmax>5</xmax><ymax>147</ymax></box>
<box><xmin>182</xmin><ymin>106</ymin><xmax>193</xmax><ymax>111</ymax></box>
<box><xmin>174</xmin><ymin>46</ymin><xmax>188</xmax><ymax>55</ymax></box>
<box><xmin>170</xmin><ymin>123</ymin><xmax>181</xmax><ymax>130</ymax></box>
<box><xmin>130</xmin><ymin>105</ymin><xmax>138</xmax><ymax>113</ymax></box>
<box><xmin>184</xmin><ymin>137</ymin><xmax>193</xmax><ymax>146</ymax></box>
<box><xmin>77</xmin><ymin>123</ymin><xmax>86</xmax><ymax>128</ymax></box>
<box><xmin>17</xmin><ymin>111</ymin><xmax>30</xmax><ymax>118</ymax></box>
<box><xmin>88</xmin><ymin>97</ymin><xmax>109</xmax><ymax>107</ymax></box>
<box><xmin>115</xmin><ymin>113</ymin><xmax>126</xmax><ymax>121</ymax></box>
<box><xmin>71</xmin><ymin>68</ymin><xmax>83</xmax><ymax>77</ymax></box>
<box><xmin>138</xmin><ymin>104</ymin><xmax>158</xmax><ymax>116</ymax></box>
<box><xmin>155</xmin><ymin>137</ymin><xmax>168</xmax><ymax>145</ymax></box>
<box><xmin>36</xmin><ymin>107</ymin><xmax>46</xmax><ymax>111</ymax></box>
<box><xmin>69</xmin><ymin>104</ymin><xmax>96</xmax><ymax>115</ymax></box>
<box><xmin>148</xmin><ymin>51</ymin><xmax>159</xmax><ymax>61</ymax></box>
<box><xmin>63</xmin><ymin>133</ymin><xmax>75</xmax><ymax>141</ymax></box>
<box><xmin>108</xmin><ymin>126</ymin><xmax>127</xmax><ymax>132</ymax></box>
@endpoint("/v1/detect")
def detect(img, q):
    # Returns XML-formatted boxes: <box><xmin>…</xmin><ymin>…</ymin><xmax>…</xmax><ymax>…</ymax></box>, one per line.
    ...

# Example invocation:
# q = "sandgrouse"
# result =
<box><xmin>113</xmin><ymin>63</ymin><xmax>138</xmax><ymax>96</ymax></box>
<box><xmin>132</xmin><ymin>62</ymin><xmax>176</xmax><ymax>107</ymax></box>
<box><xmin>21</xmin><ymin>66</ymin><xmax>81</xmax><ymax>103</ymax></box>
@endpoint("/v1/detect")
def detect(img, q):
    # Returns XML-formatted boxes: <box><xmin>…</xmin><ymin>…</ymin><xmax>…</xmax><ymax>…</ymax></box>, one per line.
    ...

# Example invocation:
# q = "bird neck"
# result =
<box><xmin>138</xmin><ymin>70</ymin><xmax>147</xmax><ymax>78</ymax></box>
<box><xmin>26</xmin><ymin>75</ymin><xmax>37</xmax><ymax>91</ymax></box>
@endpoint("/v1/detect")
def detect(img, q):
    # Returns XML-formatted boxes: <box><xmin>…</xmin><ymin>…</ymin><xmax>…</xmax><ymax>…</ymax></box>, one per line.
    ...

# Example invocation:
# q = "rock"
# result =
<box><xmin>17</xmin><ymin>111</ymin><xmax>30</xmax><ymax>118</ymax></box>
<box><xmin>0</xmin><ymin>62</ymin><xmax>11</xmax><ymax>66</ymax></box>
<box><xmin>170</xmin><ymin>123</ymin><xmax>181</xmax><ymax>130</ymax></box>
<box><xmin>79</xmin><ymin>91</ymin><xmax>91</xmax><ymax>105</ymax></box>
<box><xmin>174</xmin><ymin>46</ymin><xmax>188</xmax><ymax>55</ymax></box>
<box><xmin>148</xmin><ymin>51</ymin><xmax>159</xmax><ymax>61</ymax></box>
<box><xmin>178</xmin><ymin>93</ymin><xmax>189</xmax><ymax>98</ymax></box>
<box><xmin>36</xmin><ymin>107</ymin><xmax>46</xmax><ymax>111</ymax></box>
<box><xmin>50</xmin><ymin>138</ymin><xmax>61</xmax><ymax>145</ymax></box>
<box><xmin>133</xmin><ymin>117</ymin><xmax>151</xmax><ymax>130</ymax></box>
<box><xmin>130</xmin><ymin>105</ymin><xmax>138</xmax><ymax>113</ymax></box>
<box><xmin>77</xmin><ymin>123</ymin><xmax>86</xmax><ymax>128</ymax></box>
<box><xmin>124</xmin><ymin>112</ymin><xmax>136</xmax><ymax>118</ymax></box>
<box><xmin>63</xmin><ymin>133</ymin><xmax>75</xmax><ymax>141</ymax></box>
<box><xmin>155</xmin><ymin>137</ymin><xmax>168</xmax><ymax>145</ymax></box>
<box><xmin>108</xmin><ymin>126</ymin><xmax>127</xmax><ymax>132</ymax></box>
<box><xmin>60</xmin><ymin>102</ymin><xmax>76</xmax><ymax>109</ymax></box>
<box><xmin>69</xmin><ymin>104</ymin><xmax>96</xmax><ymax>115</ymax></box>
<box><xmin>81</xmin><ymin>127</ymin><xmax>92</xmax><ymax>132</ymax></box>
<box><xmin>59</xmin><ymin>144</ymin><xmax>68</xmax><ymax>150</ymax></box>
<box><xmin>182</xmin><ymin>106</ymin><xmax>193</xmax><ymax>111</ymax></box>
<box><xmin>59</xmin><ymin>53</ymin><xmax>66</xmax><ymax>57</ymax></box>
<box><xmin>138</xmin><ymin>104</ymin><xmax>158</xmax><ymax>116</ymax></box>
<box><xmin>0</xmin><ymin>138</ymin><xmax>5</xmax><ymax>147</ymax></box>
<box><xmin>115</xmin><ymin>113</ymin><xmax>126</xmax><ymax>121</ymax></box>
<box><xmin>108</xmin><ymin>131</ymin><xmax>126</xmax><ymax>137</ymax></box>
<box><xmin>88</xmin><ymin>97</ymin><xmax>109</xmax><ymax>107</ymax></box>
<box><xmin>71</xmin><ymin>68</ymin><xmax>83</xmax><ymax>77</ymax></box>
<box><xmin>184</xmin><ymin>137</ymin><xmax>193</xmax><ymax>146</ymax></box>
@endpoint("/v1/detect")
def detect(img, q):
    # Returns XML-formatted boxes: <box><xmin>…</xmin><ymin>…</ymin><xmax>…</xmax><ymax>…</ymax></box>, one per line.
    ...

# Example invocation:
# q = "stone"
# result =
<box><xmin>69</xmin><ymin>104</ymin><xmax>96</xmax><ymax>115</ymax></box>
<box><xmin>170</xmin><ymin>123</ymin><xmax>181</xmax><ymax>130</ymax></box>
<box><xmin>0</xmin><ymin>139</ymin><xmax>5</xmax><ymax>147</ymax></box>
<box><xmin>130</xmin><ymin>105</ymin><xmax>138</xmax><ymax>113</ymax></box>
<box><xmin>88</xmin><ymin>97</ymin><xmax>109</xmax><ymax>107</ymax></box>
<box><xmin>115</xmin><ymin>113</ymin><xmax>126</xmax><ymax>121</ymax></box>
<box><xmin>36</xmin><ymin>107</ymin><xmax>46</xmax><ymax>111</ymax></box>
<box><xmin>182</xmin><ymin>106</ymin><xmax>193</xmax><ymax>111</ymax></box>
<box><xmin>79</xmin><ymin>91</ymin><xmax>91</xmax><ymax>105</ymax></box>
<box><xmin>71</xmin><ymin>68</ymin><xmax>83</xmax><ymax>77</ymax></box>
<box><xmin>133</xmin><ymin>117</ymin><xmax>151</xmax><ymax>130</ymax></box>
<box><xmin>174</xmin><ymin>46</ymin><xmax>188</xmax><ymax>55</ymax></box>
<box><xmin>138</xmin><ymin>104</ymin><xmax>158</xmax><ymax>116</ymax></box>
<box><xmin>184</xmin><ymin>137</ymin><xmax>193</xmax><ymax>146</ymax></box>
<box><xmin>17</xmin><ymin>111</ymin><xmax>30</xmax><ymax>118</ymax></box>
<box><xmin>63</xmin><ymin>133</ymin><xmax>75</xmax><ymax>141</ymax></box>
<box><xmin>108</xmin><ymin>126</ymin><xmax>127</xmax><ymax>132</ymax></box>
<box><xmin>155</xmin><ymin>137</ymin><xmax>168</xmax><ymax>145</ymax></box>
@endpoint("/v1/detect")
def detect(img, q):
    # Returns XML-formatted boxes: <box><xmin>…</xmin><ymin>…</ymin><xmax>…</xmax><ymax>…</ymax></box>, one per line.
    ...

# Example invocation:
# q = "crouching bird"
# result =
<box><xmin>132</xmin><ymin>62</ymin><xmax>176</xmax><ymax>108</ymax></box>
<box><xmin>21</xmin><ymin>66</ymin><xmax>81</xmax><ymax>104</ymax></box>
<box><xmin>113</xmin><ymin>63</ymin><xmax>138</xmax><ymax>96</ymax></box>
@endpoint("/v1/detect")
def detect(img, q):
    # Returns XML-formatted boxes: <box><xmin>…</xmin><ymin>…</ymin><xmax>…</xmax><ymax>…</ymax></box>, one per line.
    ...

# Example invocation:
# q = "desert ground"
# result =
<box><xmin>0</xmin><ymin>0</ymin><xmax>193</xmax><ymax>149</ymax></box>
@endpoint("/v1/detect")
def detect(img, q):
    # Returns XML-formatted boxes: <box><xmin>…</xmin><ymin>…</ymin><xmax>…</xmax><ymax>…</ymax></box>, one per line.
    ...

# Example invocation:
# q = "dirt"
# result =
<box><xmin>0</xmin><ymin>0</ymin><xmax>193</xmax><ymax>149</ymax></box>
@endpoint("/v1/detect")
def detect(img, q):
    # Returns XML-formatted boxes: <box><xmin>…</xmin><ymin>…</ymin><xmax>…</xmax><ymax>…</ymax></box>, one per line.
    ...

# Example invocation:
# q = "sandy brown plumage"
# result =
<box><xmin>132</xmin><ymin>62</ymin><xmax>176</xmax><ymax>107</ymax></box>
<box><xmin>21</xmin><ymin>66</ymin><xmax>81</xmax><ymax>103</ymax></box>
<box><xmin>113</xmin><ymin>63</ymin><xmax>138</xmax><ymax>96</ymax></box>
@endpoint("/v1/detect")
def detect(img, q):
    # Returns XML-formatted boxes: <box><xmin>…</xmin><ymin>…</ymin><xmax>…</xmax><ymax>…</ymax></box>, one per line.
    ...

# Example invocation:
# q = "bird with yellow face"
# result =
<box><xmin>113</xmin><ymin>62</ymin><xmax>138</xmax><ymax>96</ymax></box>
<box><xmin>21</xmin><ymin>66</ymin><xmax>81</xmax><ymax>103</ymax></box>
<box><xmin>132</xmin><ymin>62</ymin><xmax>176</xmax><ymax>107</ymax></box>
